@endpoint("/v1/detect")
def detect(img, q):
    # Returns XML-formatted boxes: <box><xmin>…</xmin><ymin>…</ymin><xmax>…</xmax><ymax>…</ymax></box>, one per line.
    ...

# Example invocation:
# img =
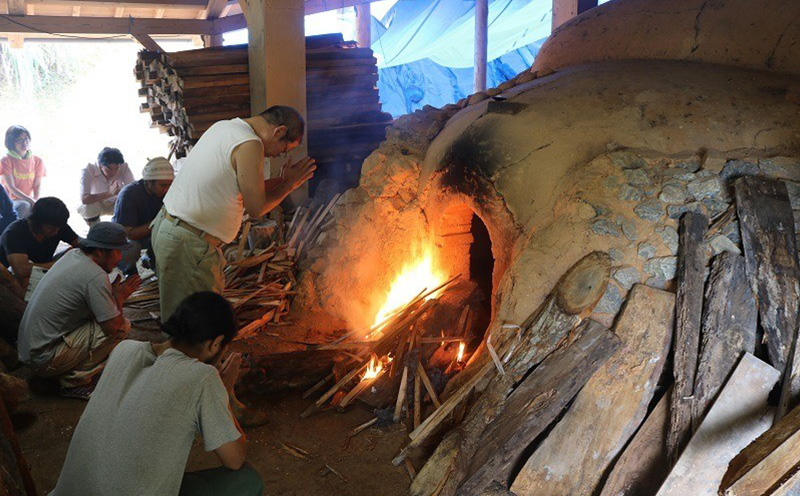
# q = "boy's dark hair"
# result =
<box><xmin>97</xmin><ymin>147</ymin><xmax>125</xmax><ymax>167</ymax></box>
<box><xmin>29</xmin><ymin>197</ymin><xmax>69</xmax><ymax>230</ymax></box>
<box><xmin>258</xmin><ymin>106</ymin><xmax>305</xmax><ymax>144</ymax></box>
<box><xmin>5</xmin><ymin>125</ymin><xmax>31</xmax><ymax>151</ymax></box>
<box><xmin>79</xmin><ymin>245</ymin><xmax>111</xmax><ymax>256</ymax></box>
<box><xmin>162</xmin><ymin>292</ymin><xmax>238</xmax><ymax>345</ymax></box>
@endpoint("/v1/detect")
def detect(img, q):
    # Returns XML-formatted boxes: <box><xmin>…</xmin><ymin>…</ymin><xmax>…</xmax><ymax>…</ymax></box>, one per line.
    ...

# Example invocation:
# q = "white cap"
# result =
<box><xmin>142</xmin><ymin>157</ymin><xmax>174</xmax><ymax>181</ymax></box>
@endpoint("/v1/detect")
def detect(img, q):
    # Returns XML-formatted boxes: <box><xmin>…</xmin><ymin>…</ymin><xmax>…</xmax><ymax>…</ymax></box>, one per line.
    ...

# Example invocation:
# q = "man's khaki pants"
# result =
<box><xmin>151</xmin><ymin>210</ymin><xmax>226</xmax><ymax>322</ymax></box>
<box><xmin>78</xmin><ymin>198</ymin><xmax>116</xmax><ymax>221</ymax></box>
<box><xmin>34</xmin><ymin>319</ymin><xmax>129</xmax><ymax>388</ymax></box>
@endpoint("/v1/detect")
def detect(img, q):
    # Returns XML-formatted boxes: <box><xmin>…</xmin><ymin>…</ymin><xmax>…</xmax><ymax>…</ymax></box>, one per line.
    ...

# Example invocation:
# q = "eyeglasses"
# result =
<box><xmin>15</xmin><ymin>137</ymin><xmax>30</xmax><ymax>144</ymax></box>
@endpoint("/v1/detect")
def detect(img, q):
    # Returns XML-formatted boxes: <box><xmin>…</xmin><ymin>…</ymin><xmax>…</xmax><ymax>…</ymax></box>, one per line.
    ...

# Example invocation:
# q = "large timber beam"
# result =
<box><xmin>238</xmin><ymin>0</ymin><xmax>307</xmax><ymax>202</ymax></box>
<box><xmin>0</xmin><ymin>12</ymin><xmax>245</xmax><ymax>34</ymax></box>
<box><xmin>8</xmin><ymin>0</ymin><xmax>26</xmax><ymax>15</ymax></box>
<box><xmin>25</xmin><ymin>0</ymin><xmax>207</xmax><ymax>9</ymax></box>
<box><xmin>201</xmin><ymin>0</ymin><xmax>226</xmax><ymax>46</ymax></box>
<box><xmin>354</xmin><ymin>2</ymin><xmax>369</xmax><ymax>48</ymax></box>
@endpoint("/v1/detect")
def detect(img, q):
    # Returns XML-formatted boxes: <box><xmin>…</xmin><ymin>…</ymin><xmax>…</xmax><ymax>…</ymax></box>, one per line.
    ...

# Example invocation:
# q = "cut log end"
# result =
<box><xmin>555</xmin><ymin>251</ymin><xmax>611</xmax><ymax>315</ymax></box>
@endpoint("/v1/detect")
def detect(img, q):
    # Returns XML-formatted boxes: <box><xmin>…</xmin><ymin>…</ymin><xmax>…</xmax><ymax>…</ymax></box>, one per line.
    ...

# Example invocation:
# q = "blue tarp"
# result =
<box><xmin>372</xmin><ymin>0</ymin><xmax>552</xmax><ymax>116</ymax></box>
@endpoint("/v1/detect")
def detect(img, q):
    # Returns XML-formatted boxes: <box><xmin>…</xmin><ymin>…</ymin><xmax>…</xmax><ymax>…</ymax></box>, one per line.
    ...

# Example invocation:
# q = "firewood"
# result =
<box><xmin>0</xmin><ymin>388</ymin><xmax>37</xmax><ymax>496</ymax></box>
<box><xmin>691</xmin><ymin>252</ymin><xmax>757</xmax><ymax>431</ymax></box>
<box><xmin>417</xmin><ymin>363</ymin><xmax>442</xmax><ymax>409</ymax></box>
<box><xmin>421</xmin><ymin>320</ymin><xmax>620</xmax><ymax>496</ymax></box>
<box><xmin>400</xmin><ymin>252</ymin><xmax>611</xmax><ymax>494</ymax></box>
<box><xmin>656</xmin><ymin>354</ymin><xmax>780</xmax><ymax>496</ymax></box>
<box><xmin>414</xmin><ymin>368</ymin><xmax>422</xmax><ymax>429</ymax></box>
<box><xmin>394</xmin><ymin>366</ymin><xmax>409</xmax><ymax>422</ymax></box>
<box><xmin>720</xmin><ymin>401</ymin><xmax>800</xmax><ymax>495</ymax></box>
<box><xmin>668</xmin><ymin>211</ymin><xmax>709</xmax><ymax>465</ymax></box>
<box><xmin>301</xmin><ymin>362</ymin><xmax>367</xmax><ymax>418</ymax></box>
<box><xmin>511</xmin><ymin>285</ymin><xmax>674</xmax><ymax>496</ymax></box>
<box><xmin>735</xmin><ymin>176</ymin><xmax>800</xmax><ymax>419</ymax></box>
<box><xmin>598</xmin><ymin>386</ymin><xmax>672</xmax><ymax>496</ymax></box>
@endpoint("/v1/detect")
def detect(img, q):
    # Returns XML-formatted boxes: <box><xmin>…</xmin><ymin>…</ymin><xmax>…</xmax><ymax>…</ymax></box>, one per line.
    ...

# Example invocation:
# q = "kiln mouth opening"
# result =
<box><xmin>436</xmin><ymin>202</ymin><xmax>495</xmax><ymax>349</ymax></box>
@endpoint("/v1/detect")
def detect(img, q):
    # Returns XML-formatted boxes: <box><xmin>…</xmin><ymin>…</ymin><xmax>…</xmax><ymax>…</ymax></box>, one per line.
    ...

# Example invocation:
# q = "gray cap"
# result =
<box><xmin>80</xmin><ymin>222</ymin><xmax>133</xmax><ymax>250</ymax></box>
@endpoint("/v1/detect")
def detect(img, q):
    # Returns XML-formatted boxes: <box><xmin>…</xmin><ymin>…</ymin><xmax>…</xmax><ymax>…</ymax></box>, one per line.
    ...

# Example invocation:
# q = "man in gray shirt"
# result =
<box><xmin>17</xmin><ymin>222</ymin><xmax>140</xmax><ymax>399</ymax></box>
<box><xmin>52</xmin><ymin>292</ymin><xmax>263</xmax><ymax>495</ymax></box>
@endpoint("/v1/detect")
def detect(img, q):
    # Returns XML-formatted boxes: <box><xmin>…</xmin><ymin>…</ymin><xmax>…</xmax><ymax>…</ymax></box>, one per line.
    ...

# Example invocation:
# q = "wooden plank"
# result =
<box><xmin>178</xmin><ymin>63</ymin><xmax>248</xmax><ymax>76</ymax></box>
<box><xmin>457</xmin><ymin>320</ymin><xmax>621</xmax><ymax>495</ymax></box>
<box><xmin>27</xmin><ymin>0</ymin><xmax>208</xmax><ymax>8</ymax></box>
<box><xmin>667</xmin><ymin>211</ymin><xmax>709</xmax><ymax>464</ymax></box>
<box><xmin>510</xmin><ymin>285</ymin><xmax>675</xmax><ymax>496</ymax></box>
<box><xmin>691</xmin><ymin>252</ymin><xmax>757</xmax><ymax>431</ymax></box>
<box><xmin>133</xmin><ymin>33</ymin><xmax>163</xmax><ymax>52</ymax></box>
<box><xmin>0</xmin><ymin>13</ymin><xmax>224</xmax><ymax>34</ymax></box>
<box><xmin>735</xmin><ymin>176</ymin><xmax>800</xmax><ymax>419</ymax></box>
<box><xmin>656</xmin><ymin>353</ymin><xmax>779</xmax><ymax>496</ymax></box>
<box><xmin>598</xmin><ymin>387</ymin><xmax>672</xmax><ymax>496</ymax></box>
<box><xmin>720</xmin><ymin>402</ymin><xmax>800</xmax><ymax>496</ymax></box>
<box><xmin>408</xmin><ymin>252</ymin><xmax>611</xmax><ymax>495</ymax></box>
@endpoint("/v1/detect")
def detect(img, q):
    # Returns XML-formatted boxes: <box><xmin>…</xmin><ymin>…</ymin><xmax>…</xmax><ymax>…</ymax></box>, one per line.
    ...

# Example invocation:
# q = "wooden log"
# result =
<box><xmin>735</xmin><ymin>176</ymin><xmax>800</xmax><ymax>419</ymax></box>
<box><xmin>0</xmin><ymin>389</ymin><xmax>37</xmax><ymax>496</ymax></box>
<box><xmin>439</xmin><ymin>320</ymin><xmax>621</xmax><ymax>495</ymax></box>
<box><xmin>178</xmin><ymin>63</ymin><xmax>249</xmax><ymax>77</ymax></box>
<box><xmin>180</xmin><ymin>73</ymin><xmax>251</xmax><ymax>90</ymax></box>
<box><xmin>720</xmin><ymin>402</ymin><xmax>800</xmax><ymax>496</ymax></box>
<box><xmin>510</xmin><ymin>285</ymin><xmax>675</xmax><ymax>496</ymax></box>
<box><xmin>656</xmin><ymin>353</ymin><xmax>779</xmax><ymax>496</ymax></box>
<box><xmin>691</xmin><ymin>252</ymin><xmax>757</xmax><ymax>431</ymax></box>
<box><xmin>598</xmin><ymin>386</ymin><xmax>672</xmax><ymax>496</ymax></box>
<box><xmin>667</xmin><ymin>211</ymin><xmax>709</xmax><ymax>464</ymax></box>
<box><xmin>407</xmin><ymin>252</ymin><xmax>611</xmax><ymax>496</ymax></box>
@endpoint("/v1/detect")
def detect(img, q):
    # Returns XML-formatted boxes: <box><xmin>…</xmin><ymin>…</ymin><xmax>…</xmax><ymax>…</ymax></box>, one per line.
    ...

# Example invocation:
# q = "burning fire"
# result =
<box><xmin>363</xmin><ymin>355</ymin><xmax>385</xmax><ymax>380</ymax></box>
<box><xmin>371</xmin><ymin>250</ymin><xmax>447</xmax><ymax>330</ymax></box>
<box><xmin>457</xmin><ymin>342</ymin><xmax>466</xmax><ymax>362</ymax></box>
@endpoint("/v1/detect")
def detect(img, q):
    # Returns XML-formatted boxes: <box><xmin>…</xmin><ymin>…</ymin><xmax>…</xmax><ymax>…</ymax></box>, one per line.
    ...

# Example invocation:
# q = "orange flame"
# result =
<box><xmin>457</xmin><ymin>342</ymin><xmax>465</xmax><ymax>362</ymax></box>
<box><xmin>371</xmin><ymin>250</ymin><xmax>446</xmax><ymax>331</ymax></box>
<box><xmin>363</xmin><ymin>356</ymin><xmax>384</xmax><ymax>380</ymax></box>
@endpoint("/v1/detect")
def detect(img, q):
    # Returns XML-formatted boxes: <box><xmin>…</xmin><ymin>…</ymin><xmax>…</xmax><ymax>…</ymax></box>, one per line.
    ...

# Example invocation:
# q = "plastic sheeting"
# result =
<box><xmin>373</xmin><ymin>0</ymin><xmax>552</xmax><ymax>68</ymax></box>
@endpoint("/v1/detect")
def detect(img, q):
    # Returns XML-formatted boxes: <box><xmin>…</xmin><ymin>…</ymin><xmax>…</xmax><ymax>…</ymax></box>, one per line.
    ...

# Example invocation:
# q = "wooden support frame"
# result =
<box><xmin>0</xmin><ymin>12</ymin><xmax>245</xmax><ymax>34</ymax></box>
<box><xmin>25</xmin><ymin>0</ymin><xmax>208</xmax><ymax>8</ymax></box>
<box><xmin>305</xmin><ymin>0</ymin><xmax>375</xmax><ymax>16</ymax></box>
<box><xmin>354</xmin><ymin>2</ymin><xmax>369</xmax><ymax>48</ymax></box>
<box><xmin>133</xmin><ymin>32</ymin><xmax>163</xmax><ymax>50</ymax></box>
<box><xmin>473</xmin><ymin>0</ymin><xmax>487</xmax><ymax>93</ymax></box>
<box><xmin>8</xmin><ymin>0</ymin><xmax>26</xmax><ymax>15</ymax></box>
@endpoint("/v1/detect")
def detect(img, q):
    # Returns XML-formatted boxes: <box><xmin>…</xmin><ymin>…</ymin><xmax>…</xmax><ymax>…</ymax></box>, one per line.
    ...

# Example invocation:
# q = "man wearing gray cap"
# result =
<box><xmin>113</xmin><ymin>157</ymin><xmax>174</xmax><ymax>274</ymax></box>
<box><xmin>17</xmin><ymin>222</ymin><xmax>141</xmax><ymax>399</ymax></box>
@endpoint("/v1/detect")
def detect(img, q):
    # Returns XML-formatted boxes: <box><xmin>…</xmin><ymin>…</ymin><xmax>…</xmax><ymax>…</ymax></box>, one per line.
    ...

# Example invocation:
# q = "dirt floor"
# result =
<box><xmin>11</xmin><ymin>330</ymin><xmax>413</xmax><ymax>495</ymax></box>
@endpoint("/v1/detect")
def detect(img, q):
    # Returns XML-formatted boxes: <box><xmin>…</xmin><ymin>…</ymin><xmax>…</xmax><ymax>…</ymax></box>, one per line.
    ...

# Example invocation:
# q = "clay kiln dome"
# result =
<box><xmin>300</xmin><ymin>0</ymin><xmax>800</xmax><ymax>333</ymax></box>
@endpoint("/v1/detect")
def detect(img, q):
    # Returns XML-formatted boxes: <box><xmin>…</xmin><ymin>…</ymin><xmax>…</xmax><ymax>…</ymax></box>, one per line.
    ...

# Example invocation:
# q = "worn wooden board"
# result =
<box><xmin>656</xmin><ymin>353</ymin><xmax>779</xmax><ymax>496</ymax></box>
<box><xmin>598</xmin><ymin>387</ymin><xmax>672</xmax><ymax>496</ymax></box>
<box><xmin>668</xmin><ymin>211</ymin><xmax>709</xmax><ymax>464</ymax></box>
<box><xmin>406</xmin><ymin>252</ymin><xmax>611</xmax><ymax>494</ymax></box>
<box><xmin>735</xmin><ymin>176</ymin><xmax>800</xmax><ymax>418</ymax></box>
<box><xmin>511</xmin><ymin>285</ymin><xmax>674</xmax><ymax>496</ymax></box>
<box><xmin>458</xmin><ymin>320</ymin><xmax>621</xmax><ymax>495</ymax></box>
<box><xmin>692</xmin><ymin>252</ymin><xmax>757</xmax><ymax>431</ymax></box>
<box><xmin>720</xmin><ymin>402</ymin><xmax>800</xmax><ymax>495</ymax></box>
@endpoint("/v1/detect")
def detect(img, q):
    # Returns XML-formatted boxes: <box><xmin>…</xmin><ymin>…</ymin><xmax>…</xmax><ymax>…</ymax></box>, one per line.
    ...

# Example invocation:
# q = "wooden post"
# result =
<box><xmin>355</xmin><ymin>3</ymin><xmax>371</xmax><ymax>48</ymax></box>
<box><xmin>552</xmin><ymin>0</ymin><xmax>596</xmax><ymax>30</ymax></box>
<box><xmin>202</xmin><ymin>0</ymin><xmax>226</xmax><ymax>47</ymax></box>
<box><xmin>473</xmin><ymin>0</ymin><xmax>488</xmax><ymax>93</ymax></box>
<box><xmin>239</xmin><ymin>0</ymin><xmax>308</xmax><ymax>203</ymax></box>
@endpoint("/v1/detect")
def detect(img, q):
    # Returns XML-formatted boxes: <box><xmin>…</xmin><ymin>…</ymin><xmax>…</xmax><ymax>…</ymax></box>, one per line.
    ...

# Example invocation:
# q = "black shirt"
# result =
<box><xmin>0</xmin><ymin>219</ymin><xmax>78</xmax><ymax>267</ymax></box>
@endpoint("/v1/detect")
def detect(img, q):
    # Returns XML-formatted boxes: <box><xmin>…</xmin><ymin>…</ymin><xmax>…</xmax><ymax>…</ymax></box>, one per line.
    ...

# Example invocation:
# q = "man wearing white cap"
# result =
<box><xmin>112</xmin><ymin>157</ymin><xmax>174</xmax><ymax>274</ymax></box>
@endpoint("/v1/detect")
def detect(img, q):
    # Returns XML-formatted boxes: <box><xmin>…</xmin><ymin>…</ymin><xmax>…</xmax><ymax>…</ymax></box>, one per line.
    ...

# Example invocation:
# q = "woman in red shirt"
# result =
<box><xmin>1</xmin><ymin>126</ymin><xmax>46</xmax><ymax>219</ymax></box>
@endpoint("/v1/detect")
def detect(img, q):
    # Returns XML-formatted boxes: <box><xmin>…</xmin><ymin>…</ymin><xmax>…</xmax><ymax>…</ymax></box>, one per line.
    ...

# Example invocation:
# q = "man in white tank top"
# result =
<box><xmin>152</xmin><ymin>106</ymin><xmax>315</xmax><ymax>322</ymax></box>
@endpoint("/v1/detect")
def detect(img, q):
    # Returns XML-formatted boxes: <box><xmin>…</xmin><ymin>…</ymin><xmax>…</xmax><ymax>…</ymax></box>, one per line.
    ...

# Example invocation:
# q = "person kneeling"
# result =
<box><xmin>51</xmin><ymin>292</ymin><xmax>264</xmax><ymax>496</ymax></box>
<box><xmin>16</xmin><ymin>222</ymin><xmax>140</xmax><ymax>399</ymax></box>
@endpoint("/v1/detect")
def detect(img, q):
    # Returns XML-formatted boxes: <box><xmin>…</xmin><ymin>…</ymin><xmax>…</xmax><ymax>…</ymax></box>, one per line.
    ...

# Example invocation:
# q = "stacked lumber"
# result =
<box><xmin>133</xmin><ymin>33</ymin><xmax>393</xmax><ymax>189</ymax></box>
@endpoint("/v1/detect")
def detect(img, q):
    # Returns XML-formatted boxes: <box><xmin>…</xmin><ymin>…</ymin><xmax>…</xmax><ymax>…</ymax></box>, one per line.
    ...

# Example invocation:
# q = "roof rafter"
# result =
<box><xmin>0</xmin><ymin>12</ymin><xmax>246</xmax><ymax>34</ymax></box>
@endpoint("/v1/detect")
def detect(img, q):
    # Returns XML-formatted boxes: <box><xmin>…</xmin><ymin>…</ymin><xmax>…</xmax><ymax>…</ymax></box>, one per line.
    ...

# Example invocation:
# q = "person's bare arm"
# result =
<box><xmin>98</xmin><ymin>314</ymin><xmax>129</xmax><ymax>337</ymax></box>
<box><xmin>81</xmin><ymin>190</ymin><xmax>115</xmax><ymax>205</ymax></box>
<box><xmin>214</xmin><ymin>436</ymin><xmax>247</xmax><ymax>470</ymax></box>
<box><xmin>123</xmin><ymin>224</ymin><xmax>151</xmax><ymax>241</ymax></box>
<box><xmin>97</xmin><ymin>274</ymin><xmax>140</xmax><ymax>337</ymax></box>
<box><xmin>233</xmin><ymin>141</ymin><xmax>315</xmax><ymax>218</ymax></box>
<box><xmin>1</xmin><ymin>174</ymin><xmax>34</xmax><ymax>204</ymax></box>
<box><xmin>32</xmin><ymin>176</ymin><xmax>42</xmax><ymax>200</ymax></box>
<box><xmin>7</xmin><ymin>253</ymin><xmax>55</xmax><ymax>280</ymax></box>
